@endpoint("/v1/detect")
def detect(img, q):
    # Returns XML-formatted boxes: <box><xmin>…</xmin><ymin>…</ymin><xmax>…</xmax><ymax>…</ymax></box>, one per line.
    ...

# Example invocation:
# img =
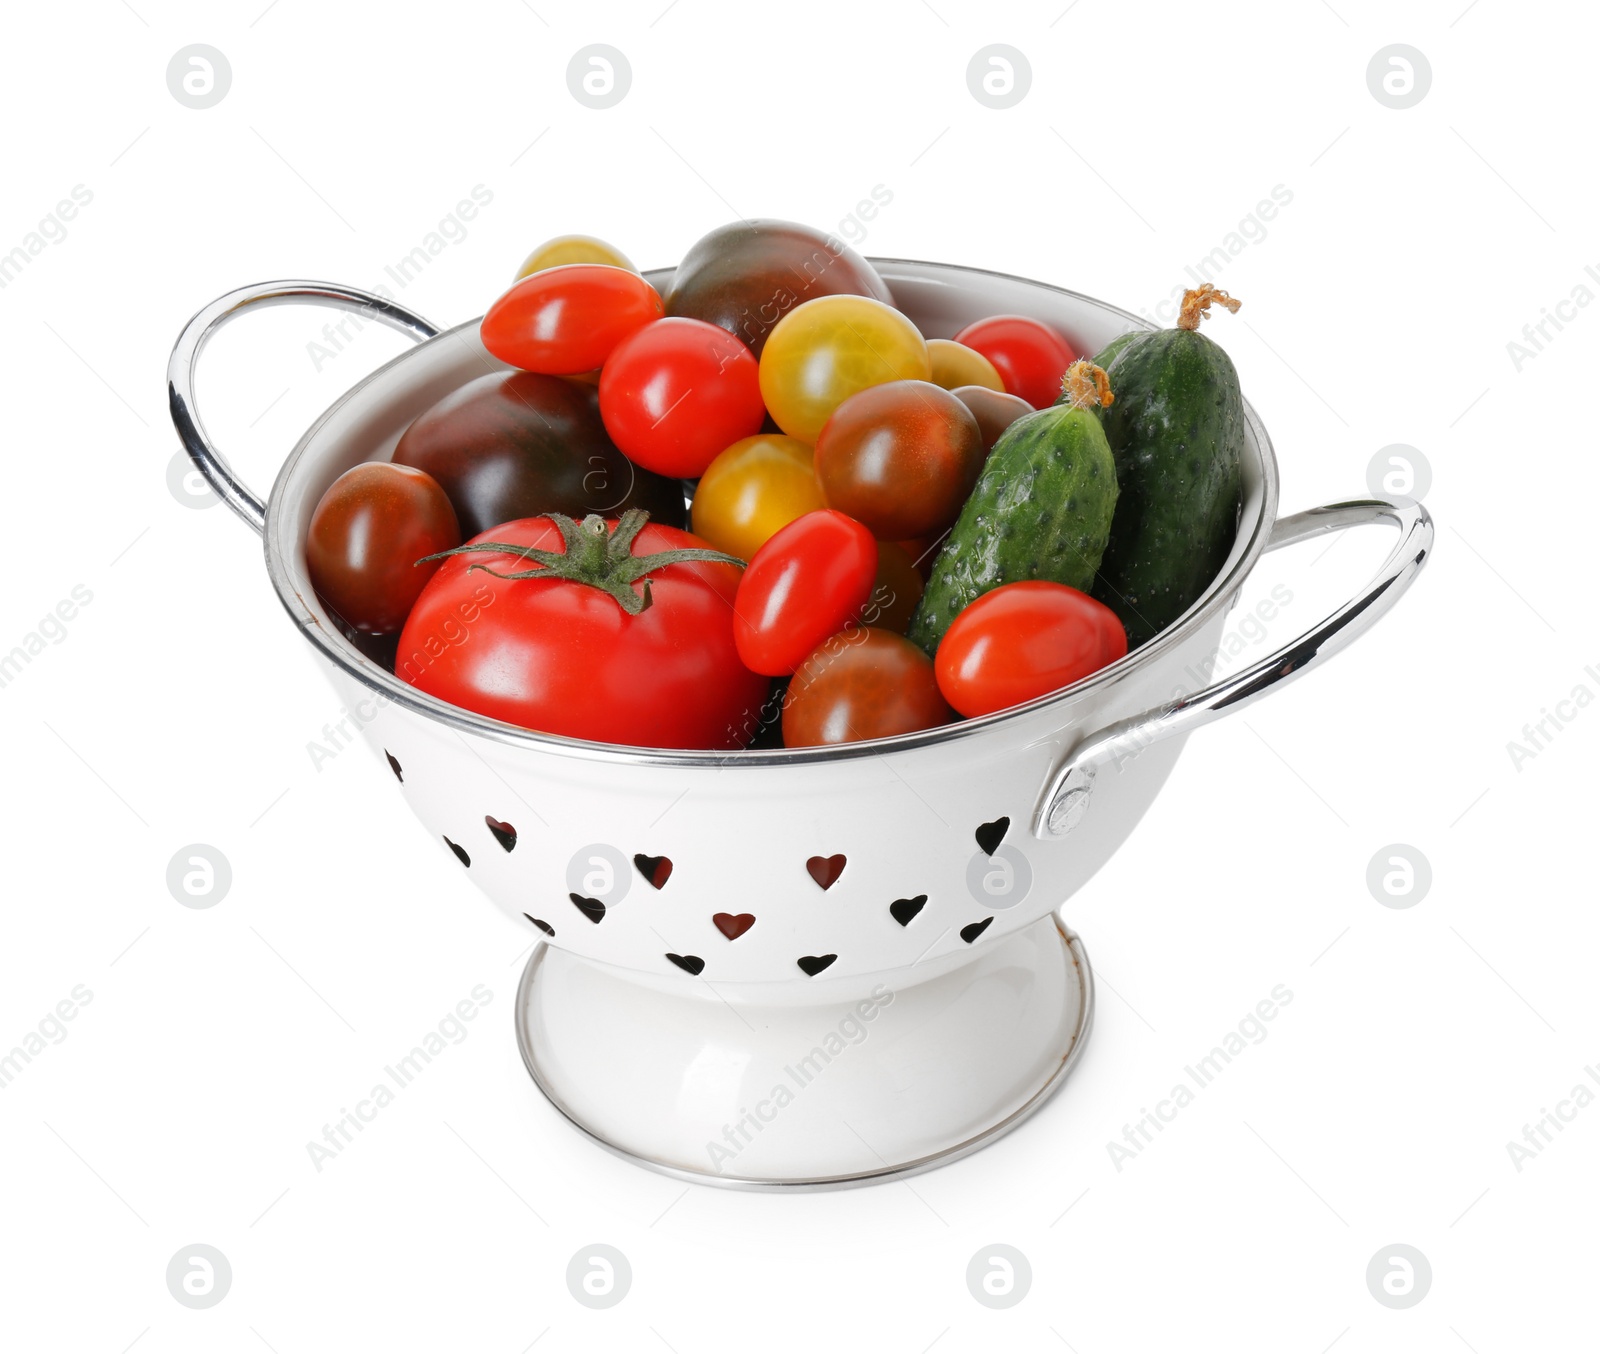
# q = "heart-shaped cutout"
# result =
<box><xmin>797</xmin><ymin>954</ymin><xmax>837</xmax><ymax>976</ymax></box>
<box><xmin>666</xmin><ymin>953</ymin><xmax>705</xmax><ymax>975</ymax></box>
<box><xmin>975</xmin><ymin>817</ymin><xmax>1010</xmax><ymax>856</ymax></box>
<box><xmin>806</xmin><ymin>854</ymin><xmax>847</xmax><ymax>890</ymax></box>
<box><xmin>385</xmin><ymin>751</ymin><xmax>403</xmax><ymax>783</ymax></box>
<box><xmin>522</xmin><ymin>913</ymin><xmax>554</xmax><ymax>937</ymax></box>
<box><xmin>569</xmin><ymin>893</ymin><xmax>605</xmax><ymax>924</ymax></box>
<box><xmin>485</xmin><ymin>816</ymin><xmax>517</xmax><ymax>852</ymax></box>
<box><xmin>713</xmin><ymin>912</ymin><xmax>755</xmax><ymax>940</ymax></box>
<box><xmin>890</xmin><ymin>895</ymin><xmax>927</xmax><ymax>927</ymax></box>
<box><xmin>634</xmin><ymin>853</ymin><xmax>673</xmax><ymax>889</ymax></box>
<box><xmin>444</xmin><ymin>836</ymin><xmax>470</xmax><ymax>868</ymax></box>
<box><xmin>960</xmin><ymin>917</ymin><xmax>995</xmax><ymax>944</ymax></box>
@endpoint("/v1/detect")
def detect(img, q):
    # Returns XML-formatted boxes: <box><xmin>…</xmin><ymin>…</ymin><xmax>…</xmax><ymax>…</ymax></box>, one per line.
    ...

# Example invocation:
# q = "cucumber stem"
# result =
<box><xmin>1062</xmin><ymin>359</ymin><xmax>1114</xmax><ymax>410</ymax></box>
<box><xmin>1177</xmin><ymin>284</ymin><xmax>1242</xmax><ymax>331</ymax></box>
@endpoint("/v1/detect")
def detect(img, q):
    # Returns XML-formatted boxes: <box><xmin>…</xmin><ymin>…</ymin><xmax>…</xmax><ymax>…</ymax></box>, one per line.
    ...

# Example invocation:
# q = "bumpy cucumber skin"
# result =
<box><xmin>908</xmin><ymin>405</ymin><xmax>1118</xmax><ymax>654</ymax></box>
<box><xmin>1086</xmin><ymin>327</ymin><xmax>1244</xmax><ymax>649</ymax></box>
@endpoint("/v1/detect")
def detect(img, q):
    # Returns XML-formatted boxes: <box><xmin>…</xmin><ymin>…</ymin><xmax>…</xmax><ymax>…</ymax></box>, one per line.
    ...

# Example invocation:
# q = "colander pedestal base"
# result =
<box><xmin>514</xmin><ymin>913</ymin><xmax>1093</xmax><ymax>1189</ymax></box>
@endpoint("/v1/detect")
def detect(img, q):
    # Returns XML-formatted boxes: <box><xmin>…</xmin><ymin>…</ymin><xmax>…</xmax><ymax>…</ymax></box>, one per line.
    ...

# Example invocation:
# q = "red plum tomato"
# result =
<box><xmin>733</xmin><ymin>510</ymin><xmax>877</xmax><ymax>676</ymax></box>
<box><xmin>599</xmin><ymin>318</ymin><xmax>765</xmax><ymax>477</ymax></box>
<box><xmin>952</xmin><ymin>315</ymin><xmax>1076</xmax><ymax>410</ymax></box>
<box><xmin>813</xmin><ymin>380</ymin><xmax>984</xmax><ymax>539</ymax></box>
<box><xmin>480</xmin><ymin>265</ymin><xmax>662</xmax><ymax>375</ymax></box>
<box><xmin>935</xmin><ymin>581</ymin><xmax>1127</xmax><ymax>718</ymax></box>
<box><xmin>307</xmin><ymin>462</ymin><xmax>460</xmax><ymax>634</ymax></box>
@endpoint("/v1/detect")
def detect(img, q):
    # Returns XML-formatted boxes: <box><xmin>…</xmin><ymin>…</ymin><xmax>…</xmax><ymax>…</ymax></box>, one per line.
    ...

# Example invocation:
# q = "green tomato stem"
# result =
<box><xmin>416</xmin><ymin>509</ymin><xmax>743</xmax><ymax>616</ymax></box>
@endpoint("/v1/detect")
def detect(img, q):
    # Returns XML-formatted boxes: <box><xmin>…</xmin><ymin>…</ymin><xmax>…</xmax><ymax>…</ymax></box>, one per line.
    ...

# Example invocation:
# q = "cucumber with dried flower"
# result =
<box><xmin>1080</xmin><ymin>284</ymin><xmax>1246</xmax><ymax>649</ymax></box>
<box><xmin>908</xmin><ymin>361</ymin><xmax>1118</xmax><ymax>654</ymax></box>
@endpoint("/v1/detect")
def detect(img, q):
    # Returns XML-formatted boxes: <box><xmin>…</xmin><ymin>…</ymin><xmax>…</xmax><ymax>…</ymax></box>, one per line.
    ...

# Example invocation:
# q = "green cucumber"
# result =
<box><xmin>908</xmin><ymin>361</ymin><xmax>1118</xmax><ymax>654</ymax></box>
<box><xmin>1082</xmin><ymin>285</ymin><xmax>1246</xmax><ymax>649</ymax></box>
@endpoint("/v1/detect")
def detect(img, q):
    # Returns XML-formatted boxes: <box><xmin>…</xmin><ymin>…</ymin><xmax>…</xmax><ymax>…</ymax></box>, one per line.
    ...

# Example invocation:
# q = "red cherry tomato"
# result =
<box><xmin>733</xmin><ymin>510</ymin><xmax>877</xmax><ymax>676</ymax></box>
<box><xmin>599</xmin><ymin>318</ymin><xmax>766</xmax><ymax>477</ymax></box>
<box><xmin>813</xmin><ymin>380</ymin><xmax>985</xmax><ymax>539</ymax></box>
<box><xmin>935</xmin><ymin>581</ymin><xmax>1127</xmax><ymax>718</ymax></box>
<box><xmin>951</xmin><ymin>316</ymin><xmax>1076</xmax><ymax>410</ymax></box>
<box><xmin>398</xmin><ymin>515</ymin><xmax>768</xmax><ymax>750</ymax></box>
<box><xmin>480</xmin><ymin>264</ymin><xmax>663</xmax><ymax>375</ymax></box>
<box><xmin>783</xmin><ymin>627</ymin><xmax>952</xmax><ymax>747</ymax></box>
<box><xmin>307</xmin><ymin>462</ymin><xmax>460</xmax><ymax>633</ymax></box>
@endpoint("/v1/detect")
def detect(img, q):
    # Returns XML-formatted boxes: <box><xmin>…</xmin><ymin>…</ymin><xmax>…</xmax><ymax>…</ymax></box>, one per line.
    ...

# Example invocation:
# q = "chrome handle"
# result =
<box><xmin>1033</xmin><ymin>498</ymin><xmax>1434</xmax><ymax>839</ymax></box>
<box><xmin>166</xmin><ymin>281</ymin><xmax>440</xmax><ymax>535</ymax></box>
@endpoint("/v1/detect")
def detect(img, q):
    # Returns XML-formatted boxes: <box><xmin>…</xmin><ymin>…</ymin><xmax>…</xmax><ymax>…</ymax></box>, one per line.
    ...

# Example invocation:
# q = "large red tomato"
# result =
<box><xmin>397</xmin><ymin>511</ymin><xmax>769</xmax><ymax>749</ymax></box>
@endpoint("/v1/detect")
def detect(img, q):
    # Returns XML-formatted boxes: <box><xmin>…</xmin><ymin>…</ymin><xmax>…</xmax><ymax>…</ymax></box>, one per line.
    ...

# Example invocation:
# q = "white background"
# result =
<box><xmin>1</xmin><ymin>0</ymin><xmax>1593</xmax><ymax>1349</ymax></box>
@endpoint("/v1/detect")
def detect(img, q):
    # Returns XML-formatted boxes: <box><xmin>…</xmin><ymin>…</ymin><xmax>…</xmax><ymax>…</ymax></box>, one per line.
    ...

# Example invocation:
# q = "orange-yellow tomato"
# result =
<box><xmin>927</xmin><ymin>338</ymin><xmax>1004</xmax><ymax>392</ymax></box>
<box><xmin>515</xmin><ymin>234</ymin><xmax>636</xmax><ymax>279</ymax></box>
<box><xmin>758</xmin><ymin>296</ymin><xmax>930</xmax><ymax>443</ymax></box>
<box><xmin>690</xmin><ymin>434</ymin><xmax>826</xmax><ymax>561</ymax></box>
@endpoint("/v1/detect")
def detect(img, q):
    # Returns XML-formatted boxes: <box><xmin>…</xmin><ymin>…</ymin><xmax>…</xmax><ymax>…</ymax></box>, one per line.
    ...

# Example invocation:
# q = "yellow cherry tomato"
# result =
<box><xmin>927</xmin><ymin>338</ymin><xmax>1004</xmax><ymax>392</ymax></box>
<box><xmin>515</xmin><ymin>234</ymin><xmax>636</xmax><ymax>279</ymax></box>
<box><xmin>758</xmin><ymin>296</ymin><xmax>931</xmax><ymax>444</ymax></box>
<box><xmin>691</xmin><ymin>434</ymin><xmax>826</xmax><ymax>561</ymax></box>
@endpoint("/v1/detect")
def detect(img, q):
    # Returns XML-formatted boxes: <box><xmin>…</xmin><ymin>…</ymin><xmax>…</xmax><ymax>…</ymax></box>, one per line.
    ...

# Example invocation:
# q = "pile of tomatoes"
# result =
<box><xmin>305</xmin><ymin>220</ymin><xmax>1126</xmax><ymax>752</ymax></box>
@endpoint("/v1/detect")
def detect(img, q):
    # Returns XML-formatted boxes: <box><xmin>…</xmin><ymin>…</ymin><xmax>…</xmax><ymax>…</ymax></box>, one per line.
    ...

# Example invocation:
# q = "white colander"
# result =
<box><xmin>170</xmin><ymin>260</ymin><xmax>1431</xmax><ymax>1187</ymax></box>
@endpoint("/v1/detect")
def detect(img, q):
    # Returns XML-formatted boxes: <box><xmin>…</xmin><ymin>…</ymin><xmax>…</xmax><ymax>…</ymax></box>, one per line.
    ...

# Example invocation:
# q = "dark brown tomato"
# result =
<box><xmin>392</xmin><ymin>370</ymin><xmax>686</xmax><ymax>538</ymax></box>
<box><xmin>782</xmin><ymin>627</ymin><xmax>953</xmax><ymax>747</ymax></box>
<box><xmin>664</xmin><ymin>219</ymin><xmax>894</xmax><ymax>357</ymax></box>
<box><xmin>306</xmin><ymin>462</ymin><xmax>460</xmax><ymax>634</ymax></box>
<box><xmin>860</xmin><ymin>541</ymin><xmax>924</xmax><ymax>635</ymax></box>
<box><xmin>813</xmin><ymin>380</ymin><xmax>984</xmax><ymax>540</ymax></box>
<box><xmin>895</xmin><ymin>532</ymin><xmax>949</xmax><ymax>583</ymax></box>
<box><xmin>950</xmin><ymin>384</ymin><xmax>1035</xmax><ymax>453</ymax></box>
